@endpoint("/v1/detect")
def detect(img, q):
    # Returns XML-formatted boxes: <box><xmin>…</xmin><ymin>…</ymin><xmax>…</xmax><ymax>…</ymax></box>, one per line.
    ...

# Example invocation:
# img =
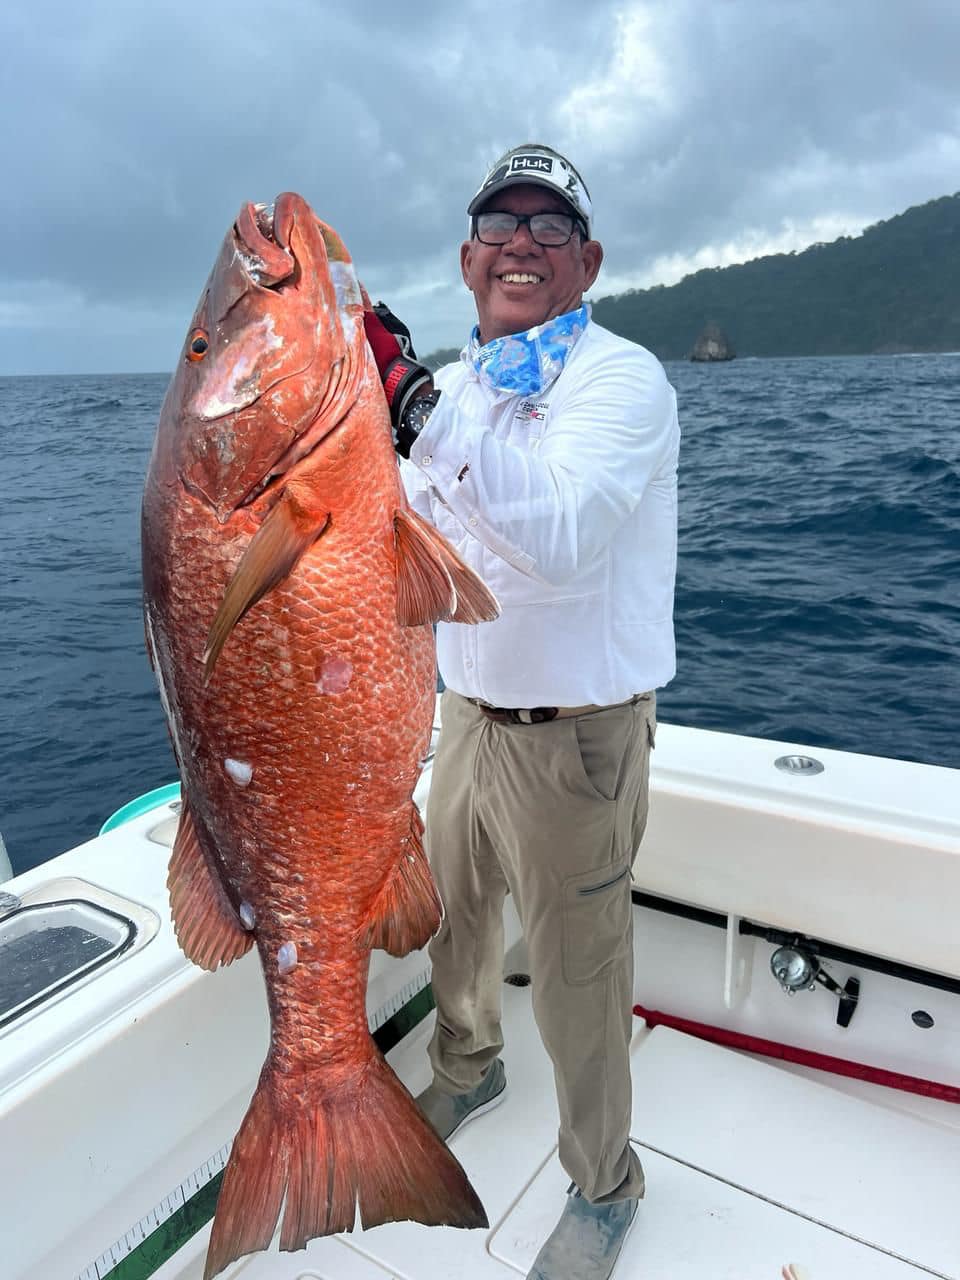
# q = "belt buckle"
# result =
<box><xmin>519</xmin><ymin>706</ymin><xmax>558</xmax><ymax>724</ymax></box>
<box><xmin>473</xmin><ymin>699</ymin><xmax>558</xmax><ymax>725</ymax></box>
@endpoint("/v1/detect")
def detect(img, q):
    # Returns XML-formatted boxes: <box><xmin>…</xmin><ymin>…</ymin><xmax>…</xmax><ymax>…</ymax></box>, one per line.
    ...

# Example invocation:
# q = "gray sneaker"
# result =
<box><xmin>527</xmin><ymin>1187</ymin><xmax>639</xmax><ymax>1280</ymax></box>
<box><xmin>415</xmin><ymin>1058</ymin><xmax>507</xmax><ymax>1141</ymax></box>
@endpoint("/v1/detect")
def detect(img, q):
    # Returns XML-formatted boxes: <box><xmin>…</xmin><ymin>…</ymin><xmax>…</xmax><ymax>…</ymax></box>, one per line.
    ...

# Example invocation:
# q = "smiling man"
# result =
<box><xmin>460</xmin><ymin>182</ymin><xmax>603</xmax><ymax>342</ymax></box>
<box><xmin>363</xmin><ymin>144</ymin><xmax>680</xmax><ymax>1280</ymax></box>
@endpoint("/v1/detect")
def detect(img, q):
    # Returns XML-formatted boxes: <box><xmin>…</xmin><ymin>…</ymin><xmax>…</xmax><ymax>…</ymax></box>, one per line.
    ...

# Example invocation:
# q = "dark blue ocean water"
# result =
<box><xmin>2</xmin><ymin>355</ymin><xmax>958</xmax><ymax>877</ymax></box>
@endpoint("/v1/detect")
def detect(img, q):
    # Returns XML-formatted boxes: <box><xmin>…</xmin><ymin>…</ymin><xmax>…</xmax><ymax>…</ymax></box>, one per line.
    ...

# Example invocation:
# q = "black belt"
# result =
<box><xmin>468</xmin><ymin>695</ymin><xmax>641</xmax><ymax>725</ymax></box>
<box><xmin>471</xmin><ymin>702</ymin><xmax>561</xmax><ymax>724</ymax></box>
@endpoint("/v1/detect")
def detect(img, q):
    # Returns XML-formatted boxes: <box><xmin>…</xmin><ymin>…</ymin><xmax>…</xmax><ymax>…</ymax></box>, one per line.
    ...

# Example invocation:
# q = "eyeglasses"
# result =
<box><xmin>473</xmin><ymin>210</ymin><xmax>586</xmax><ymax>247</ymax></box>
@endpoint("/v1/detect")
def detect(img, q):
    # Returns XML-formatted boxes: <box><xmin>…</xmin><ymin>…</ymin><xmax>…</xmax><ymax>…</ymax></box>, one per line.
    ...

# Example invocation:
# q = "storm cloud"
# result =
<box><xmin>3</xmin><ymin>0</ymin><xmax>958</xmax><ymax>373</ymax></box>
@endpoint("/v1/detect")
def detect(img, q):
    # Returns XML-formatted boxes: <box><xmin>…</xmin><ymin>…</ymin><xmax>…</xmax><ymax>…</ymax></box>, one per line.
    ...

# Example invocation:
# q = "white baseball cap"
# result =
<box><xmin>468</xmin><ymin>144</ymin><xmax>593</xmax><ymax>238</ymax></box>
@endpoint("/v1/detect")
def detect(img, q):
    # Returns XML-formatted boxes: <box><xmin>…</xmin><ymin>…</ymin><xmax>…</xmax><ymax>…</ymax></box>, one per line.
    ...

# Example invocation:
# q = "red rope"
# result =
<box><xmin>633</xmin><ymin>1004</ymin><xmax>960</xmax><ymax>1104</ymax></box>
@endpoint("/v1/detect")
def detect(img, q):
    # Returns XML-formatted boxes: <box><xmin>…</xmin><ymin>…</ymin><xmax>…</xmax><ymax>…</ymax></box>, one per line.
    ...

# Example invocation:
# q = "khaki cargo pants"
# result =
<box><xmin>424</xmin><ymin>688</ymin><xmax>655</xmax><ymax>1204</ymax></box>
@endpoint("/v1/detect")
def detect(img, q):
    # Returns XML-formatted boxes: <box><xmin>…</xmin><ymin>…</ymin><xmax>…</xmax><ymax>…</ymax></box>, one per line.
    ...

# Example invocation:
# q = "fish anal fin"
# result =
<box><xmin>394</xmin><ymin>507</ymin><xmax>500</xmax><ymax>627</ymax></box>
<box><xmin>204</xmin><ymin>1052</ymin><xmax>487</xmax><ymax>1279</ymax></box>
<box><xmin>204</xmin><ymin>484</ymin><xmax>329</xmax><ymax>678</ymax></box>
<box><xmin>167</xmin><ymin>800</ymin><xmax>253</xmax><ymax>971</ymax></box>
<box><xmin>357</xmin><ymin>806</ymin><xmax>441</xmax><ymax>956</ymax></box>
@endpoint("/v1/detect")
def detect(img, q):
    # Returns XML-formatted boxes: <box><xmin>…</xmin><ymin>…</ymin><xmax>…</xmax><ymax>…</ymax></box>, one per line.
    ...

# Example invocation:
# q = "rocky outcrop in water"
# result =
<box><xmin>690</xmin><ymin>323</ymin><xmax>736</xmax><ymax>361</ymax></box>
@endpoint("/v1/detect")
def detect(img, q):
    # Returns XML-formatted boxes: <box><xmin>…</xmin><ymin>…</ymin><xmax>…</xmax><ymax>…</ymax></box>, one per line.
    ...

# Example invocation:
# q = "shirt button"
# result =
<box><xmin>465</xmin><ymin>659</ymin><xmax>473</xmax><ymax>668</ymax></box>
<box><xmin>469</xmin><ymin>516</ymin><xmax>478</xmax><ymax>526</ymax></box>
<box><xmin>421</xmin><ymin>454</ymin><xmax>433</xmax><ymax>466</ymax></box>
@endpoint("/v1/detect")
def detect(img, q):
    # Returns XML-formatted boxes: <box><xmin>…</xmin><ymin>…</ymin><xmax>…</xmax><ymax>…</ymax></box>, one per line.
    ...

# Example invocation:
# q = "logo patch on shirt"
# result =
<box><xmin>515</xmin><ymin>399</ymin><xmax>549</xmax><ymax>422</ymax></box>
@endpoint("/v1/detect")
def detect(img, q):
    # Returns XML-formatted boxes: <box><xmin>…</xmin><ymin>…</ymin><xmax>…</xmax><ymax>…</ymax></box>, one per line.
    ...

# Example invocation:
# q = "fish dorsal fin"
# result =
<box><xmin>394</xmin><ymin>507</ymin><xmax>500</xmax><ymax>626</ymax></box>
<box><xmin>204</xmin><ymin>482</ymin><xmax>330</xmax><ymax>678</ymax></box>
<box><xmin>167</xmin><ymin>799</ymin><xmax>254</xmax><ymax>971</ymax></box>
<box><xmin>356</xmin><ymin>805</ymin><xmax>442</xmax><ymax>956</ymax></box>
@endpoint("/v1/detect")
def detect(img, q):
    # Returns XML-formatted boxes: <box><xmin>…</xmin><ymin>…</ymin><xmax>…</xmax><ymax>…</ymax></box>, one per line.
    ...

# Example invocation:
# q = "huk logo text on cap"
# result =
<box><xmin>510</xmin><ymin>156</ymin><xmax>553</xmax><ymax>174</ymax></box>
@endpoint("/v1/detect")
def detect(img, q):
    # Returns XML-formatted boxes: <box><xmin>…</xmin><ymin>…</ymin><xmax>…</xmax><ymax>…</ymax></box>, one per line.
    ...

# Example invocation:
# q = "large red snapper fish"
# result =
<box><xmin>141</xmin><ymin>192</ymin><xmax>497</xmax><ymax>1279</ymax></box>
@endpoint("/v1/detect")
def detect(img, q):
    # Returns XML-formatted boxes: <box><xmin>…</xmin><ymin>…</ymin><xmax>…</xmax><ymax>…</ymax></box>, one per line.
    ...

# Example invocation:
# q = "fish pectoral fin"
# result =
<box><xmin>167</xmin><ymin>798</ymin><xmax>254</xmax><ymax>970</ymax></box>
<box><xmin>204</xmin><ymin>483</ymin><xmax>330</xmax><ymax>678</ymax></box>
<box><xmin>394</xmin><ymin>507</ymin><xmax>500</xmax><ymax>627</ymax></box>
<box><xmin>356</xmin><ymin>804</ymin><xmax>442</xmax><ymax>956</ymax></box>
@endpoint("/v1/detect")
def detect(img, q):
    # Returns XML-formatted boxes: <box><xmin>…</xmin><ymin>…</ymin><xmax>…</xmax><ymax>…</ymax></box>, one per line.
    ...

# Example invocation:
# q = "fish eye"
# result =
<box><xmin>187</xmin><ymin>329</ymin><xmax>210</xmax><ymax>362</ymax></box>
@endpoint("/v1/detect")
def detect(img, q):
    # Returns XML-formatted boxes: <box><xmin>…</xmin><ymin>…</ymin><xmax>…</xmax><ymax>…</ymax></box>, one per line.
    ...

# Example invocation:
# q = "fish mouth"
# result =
<box><xmin>253</xmin><ymin>203</ymin><xmax>274</xmax><ymax>237</ymax></box>
<box><xmin>233</xmin><ymin>196</ymin><xmax>301</xmax><ymax>290</ymax></box>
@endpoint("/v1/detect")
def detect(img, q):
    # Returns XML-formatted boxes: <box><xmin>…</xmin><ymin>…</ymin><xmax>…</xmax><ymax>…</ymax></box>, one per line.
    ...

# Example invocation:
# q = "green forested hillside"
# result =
<box><xmin>591</xmin><ymin>192</ymin><xmax>960</xmax><ymax>359</ymax></box>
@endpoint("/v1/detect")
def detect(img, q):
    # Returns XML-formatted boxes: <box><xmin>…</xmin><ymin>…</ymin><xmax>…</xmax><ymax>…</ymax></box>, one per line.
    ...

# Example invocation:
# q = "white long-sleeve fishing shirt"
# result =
<box><xmin>401</xmin><ymin>319</ymin><xmax>679</xmax><ymax>708</ymax></box>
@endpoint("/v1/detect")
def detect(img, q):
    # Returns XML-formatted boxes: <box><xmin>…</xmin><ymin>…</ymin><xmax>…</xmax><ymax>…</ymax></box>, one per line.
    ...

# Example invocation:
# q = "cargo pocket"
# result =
<box><xmin>561</xmin><ymin>862</ymin><xmax>632</xmax><ymax>986</ymax></box>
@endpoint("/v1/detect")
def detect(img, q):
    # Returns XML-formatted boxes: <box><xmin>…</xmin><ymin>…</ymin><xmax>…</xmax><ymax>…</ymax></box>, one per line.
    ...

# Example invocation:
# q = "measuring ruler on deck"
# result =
<box><xmin>76</xmin><ymin>1144</ymin><xmax>231</xmax><ymax>1280</ymax></box>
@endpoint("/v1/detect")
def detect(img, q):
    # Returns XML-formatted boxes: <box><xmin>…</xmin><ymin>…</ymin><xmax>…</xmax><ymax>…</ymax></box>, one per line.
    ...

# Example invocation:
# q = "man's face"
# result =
<box><xmin>460</xmin><ymin>185</ymin><xmax>603</xmax><ymax>343</ymax></box>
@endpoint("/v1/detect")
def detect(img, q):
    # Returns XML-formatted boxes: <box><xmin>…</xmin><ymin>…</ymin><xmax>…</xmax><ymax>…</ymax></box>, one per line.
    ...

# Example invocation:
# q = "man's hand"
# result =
<box><xmin>365</xmin><ymin>300</ymin><xmax>418</xmax><ymax>362</ymax></box>
<box><xmin>361</xmin><ymin>297</ymin><xmax>433</xmax><ymax>436</ymax></box>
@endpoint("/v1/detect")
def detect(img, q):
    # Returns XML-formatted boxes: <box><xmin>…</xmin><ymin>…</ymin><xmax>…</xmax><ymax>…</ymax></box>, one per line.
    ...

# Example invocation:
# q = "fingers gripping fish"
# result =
<box><xmin>141</xmin><ymin>192</ymin><xmax>498</xmax><ymax>1278</ymax></box>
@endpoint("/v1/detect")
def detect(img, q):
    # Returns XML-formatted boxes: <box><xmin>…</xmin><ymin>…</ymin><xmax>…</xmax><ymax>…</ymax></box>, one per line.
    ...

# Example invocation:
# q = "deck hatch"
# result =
<box><xmin>0</xmin><ymin>899</ymin><xmax>136</xmax><ymax>1029</ymax></box>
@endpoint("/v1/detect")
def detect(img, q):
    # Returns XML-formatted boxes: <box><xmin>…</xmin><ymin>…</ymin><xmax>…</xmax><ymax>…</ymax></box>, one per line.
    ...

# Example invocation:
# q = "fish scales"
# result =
<box><xmin>141</xmin><ymin>192</ymin><xmax>498</xmax><ymax>1278</ymax></box>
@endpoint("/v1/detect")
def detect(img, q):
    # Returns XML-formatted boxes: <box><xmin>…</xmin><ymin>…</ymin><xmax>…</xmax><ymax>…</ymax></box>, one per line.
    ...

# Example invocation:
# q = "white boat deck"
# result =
<box><xmin>4</xmin><ymin>717</ymin><xmax>960</xmax><ymax>1280</ymax></box>
<box><xmin>154</xmin><ymin>977</ymin><xmax>959</xmax><ymax>1280</ymax></box>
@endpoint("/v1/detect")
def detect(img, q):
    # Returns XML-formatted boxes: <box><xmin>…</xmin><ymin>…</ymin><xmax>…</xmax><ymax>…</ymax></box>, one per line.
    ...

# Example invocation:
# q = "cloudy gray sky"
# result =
<box><xmin>3</xmin><ymin>0</ymin><xmax>958</xmax><ymax>375</ymax></box>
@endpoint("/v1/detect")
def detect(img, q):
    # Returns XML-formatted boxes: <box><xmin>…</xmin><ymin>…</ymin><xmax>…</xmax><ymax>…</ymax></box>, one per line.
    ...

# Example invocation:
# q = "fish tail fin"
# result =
<box><xmin>283</xmin><ymin>1054</ymin><xmax>488</xmax><ymax>1245</ymax></box>
<box><xmin>357</xmin><ymin>804</ymin><xmax>443</xmax><ymax>955</ymax></box>
<box><xmin>203</xmin><ymin>1077</ymin><xmax>288</xmax><ymax>1280</ymax></box>
<box><xmin>203</xmin><ymin>1052</ymin><xmax>487</xmax><ymax>1279</ymax></box>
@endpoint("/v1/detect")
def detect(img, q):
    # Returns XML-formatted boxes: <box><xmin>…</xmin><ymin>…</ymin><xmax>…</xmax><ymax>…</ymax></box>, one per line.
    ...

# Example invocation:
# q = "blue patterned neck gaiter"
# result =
<box><xmin>466</xmin><ymin>304</ymin><xmax>590</xmax><ymax>396</ymax></box>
